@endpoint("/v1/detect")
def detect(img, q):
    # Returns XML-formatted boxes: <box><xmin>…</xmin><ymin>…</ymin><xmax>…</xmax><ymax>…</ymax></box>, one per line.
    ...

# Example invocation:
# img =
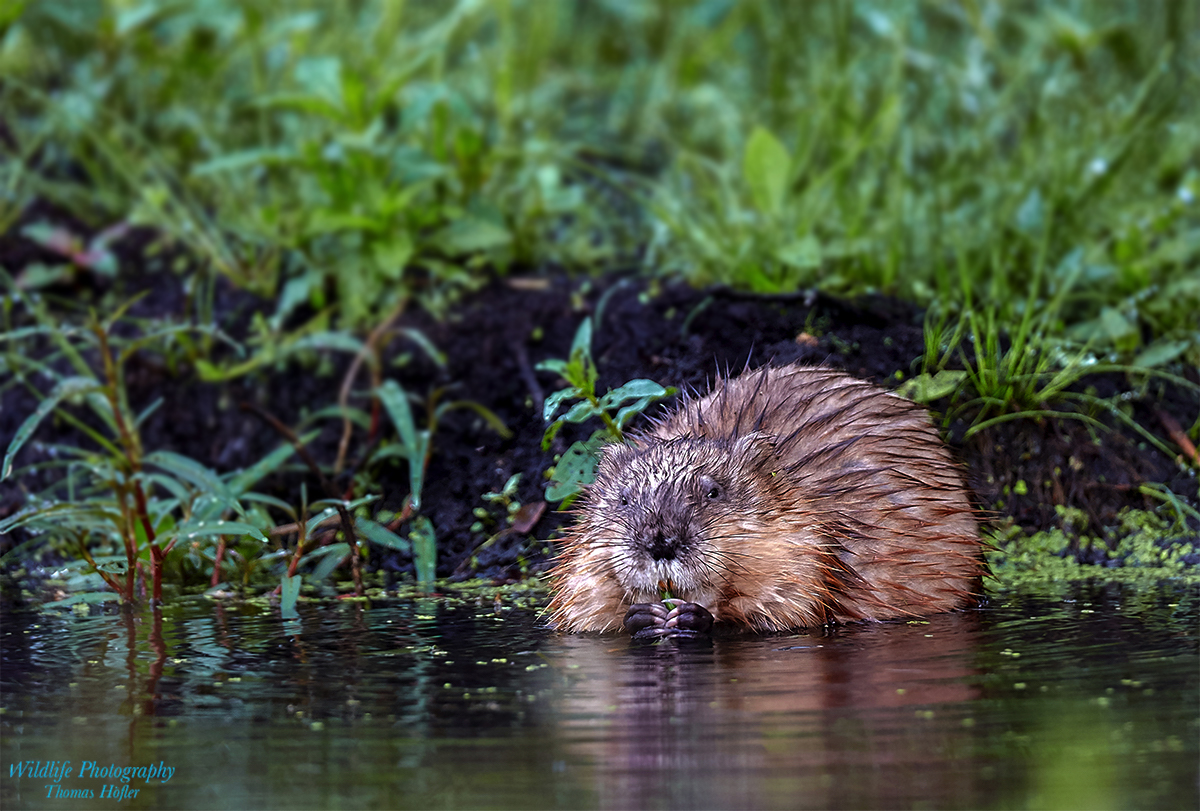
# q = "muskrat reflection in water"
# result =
<box><xmin>547</xmin><ymin>364</ymin><xmax>984</xmax><ymax>636</ymax></box>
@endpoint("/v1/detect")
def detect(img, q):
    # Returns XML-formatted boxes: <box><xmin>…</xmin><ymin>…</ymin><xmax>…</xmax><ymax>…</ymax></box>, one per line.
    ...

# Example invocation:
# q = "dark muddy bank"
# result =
<box><xmin>2</xmin><ymin>221</ymin><xmax>1197</xmax><ymax>585</ymax></box>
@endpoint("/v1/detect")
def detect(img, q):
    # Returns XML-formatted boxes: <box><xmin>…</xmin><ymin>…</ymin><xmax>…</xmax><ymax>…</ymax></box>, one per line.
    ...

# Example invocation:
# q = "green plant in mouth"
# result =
<box><xmin>538</xmin><ymin>315</ymin><xmax>674</xmax><ymax>505</ymax></box>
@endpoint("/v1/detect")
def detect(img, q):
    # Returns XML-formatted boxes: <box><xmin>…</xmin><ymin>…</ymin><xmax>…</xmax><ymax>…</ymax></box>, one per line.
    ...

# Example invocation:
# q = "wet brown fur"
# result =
<box><xmin>548</xmin><ymin>364</ymin><xmax>984</xmax><ymax>633</ymax></box>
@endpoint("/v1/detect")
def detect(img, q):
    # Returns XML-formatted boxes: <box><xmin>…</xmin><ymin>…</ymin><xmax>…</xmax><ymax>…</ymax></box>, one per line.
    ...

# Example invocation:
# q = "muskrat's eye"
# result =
<box><xmin>699</xmin><ymin>476</ymin><xmax>723</xmax><ymax>501</ymax></box>
<box><xmin>618</xmin><ymin>488</ymin><xmax>630</xmax><ymax>507</ymax></box>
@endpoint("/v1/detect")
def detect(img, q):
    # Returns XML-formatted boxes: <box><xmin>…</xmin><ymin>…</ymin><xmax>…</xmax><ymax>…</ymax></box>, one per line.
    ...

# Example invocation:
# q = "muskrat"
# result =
<box><xmin>547</xmin><ymin>364</ymin><xmax>984</xmax><ymax>635</ymax></box>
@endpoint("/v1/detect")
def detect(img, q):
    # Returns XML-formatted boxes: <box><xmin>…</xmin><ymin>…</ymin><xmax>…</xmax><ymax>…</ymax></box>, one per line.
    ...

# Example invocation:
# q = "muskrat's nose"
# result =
<box><xmin>647</xmin><ymin>531</ymin><xmax>678</xmax><ymax>561</ymax></box>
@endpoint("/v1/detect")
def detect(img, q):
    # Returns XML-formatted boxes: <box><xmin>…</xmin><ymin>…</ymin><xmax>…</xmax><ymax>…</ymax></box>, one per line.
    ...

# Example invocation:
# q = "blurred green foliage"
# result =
<box><xmin>2</xmin><ymin>0</ymin><xmax>1196</xmax><ymax>358</ymax></box>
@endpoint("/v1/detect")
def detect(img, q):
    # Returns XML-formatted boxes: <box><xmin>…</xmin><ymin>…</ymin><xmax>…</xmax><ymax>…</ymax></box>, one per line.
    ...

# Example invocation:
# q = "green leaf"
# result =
<box><xmin>410</xmin><ymin>516</ymin><xmax>437</xmax><ymax>586</ymax></box>
<box><xmin>190</xmin><ymin>148</ymin><xmax>299</xmax><ymax>177</ymax></box>
<box><xmin>569</xmin><ymin>317</ymin><xmax>594</xmax><ymax>361</ymax></box>
<box><xmin>597</xmin><ymin>379</ymin><xmax>670</xmax><ymax>409</ymax></box>
<box><xmin>743</xmin><ymin>126</ymin><xmax>791</xmax><ymax>216</ymax></box>
<box><xmin>356</xmin><ymin>517</ymin><xmax>411</xmax><ymax>552</ymax></box>
<box><xmin>562</xmin><ymin>400</ymin><xmax>600</xmax><ymax>423</ymax></box>
<box><xmin>542</xmin><ymin>387</ymin><xmax>577</xmax><ymax>423</ymax></box>
<box><xmin>535</xmin><ymin>358</ymin><xmax>569</xmax><ymax>376</ymax></box>
<box><xmin>280</xmin><ymin>573</ymin><xmax>301</xmax><ymax>619</ymax></box>
<box><xmin>226</xmin><ymin>431</ymin><xmax>319</xmax><ymax>495</ymax></box>
<box><xmin>431</xmin><ymin>217</ymin><xmax>512</xmax><ymax>255</ymax></box>
<box><xmin>144</xmin><ymin>451</ymin><xmax>246</xmax><ymax>518</ymax></box>
<box><xmin>240</xmin><ymin>492</ymin><xmax>297</xmax><ymax>515</ymax></box>
<box><xmin>775</xmin><ymin>235</ymin><xmax>822</xmax><ymax>270</ymax></box>
<box><xmin>1131</xmin><ymin>340</ymin><xmax>1190</xmax><ymax>369</ymax></box>
<box><xmin>546</xmin><ymin>438</ymin><xmax>603</xmax><ymax>502</ymax></box>
<box><xmin>291</xmin><ymin>331</ymin><xmax>366</xmax><ymax>354</ymax></box>
<box><xmin>307</xmin><ymin>543</ymin><xmax>351</xmax><ymax>581</ymax></box>
<box><xmin>3</xmin><ymin>376</ymin><xmax>100</xmax><ymax>481</ymax></box>
<box><xmin>372</xmin><ymin>235</ymin><xmax>414</xmax><ymax>280</ymax></box>
<box><xmin>1015</xmin><ymin>189</ymin><xmax>1044</xmax><ymax>235</ymax></box>
<box><xmin>615</xmin><ymin>396</ymin><xmax>659</xmax><ymax>429</ymax></box>
<box><xmin>541</xmin><ymin>419</ymin><xmax>565</xmax><ymax>451</ymax></box>
<box><xmin>894</xmin><ymin>371</ymin><xmax>969</xmax><ymax>403</ymax></box>
<box><xmin>376</xmin><ymin>379</ymin><xmax>418</xmax><ymax>452</ymax></box>
<box><xmin>168</xmin><ymin>519</ymin><xmax>267</xmax><ymax>543</ymax></box>
<box><xmin>398</xmin><ymin>328</ymin><xmax>447</xmax><ymax>368</ymax></box>
<box><xmin>435</xmin><ymin>400</ymin><xmax>512</xmax><ymax>439</ymax></box>
<box><xmin>40</xmin><ymin>592</ymin><xmax>122</xmax><ymax>611</ymax></box>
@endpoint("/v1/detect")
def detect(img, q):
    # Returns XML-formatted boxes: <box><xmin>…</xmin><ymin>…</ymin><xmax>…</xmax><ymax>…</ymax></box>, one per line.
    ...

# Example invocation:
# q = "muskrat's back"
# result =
<box><xmin>548</xmin><ymin>364</ymin><xmax>984</xmax><ymax>633</ymax></box>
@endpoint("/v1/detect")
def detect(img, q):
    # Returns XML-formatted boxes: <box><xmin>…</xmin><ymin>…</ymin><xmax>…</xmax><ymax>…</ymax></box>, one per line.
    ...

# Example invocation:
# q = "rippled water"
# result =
<box><xmin>2</xmin><ymin>582</ymin><xmax>1197</xmax><ymax>810</ymax></box>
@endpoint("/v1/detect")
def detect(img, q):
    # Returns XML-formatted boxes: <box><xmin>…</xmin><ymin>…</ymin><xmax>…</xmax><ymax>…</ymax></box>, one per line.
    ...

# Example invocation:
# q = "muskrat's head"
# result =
<box><xmin>583</xmin><ymin>434</ymin><xmax>778</xmax><ymax>599</ymax></box>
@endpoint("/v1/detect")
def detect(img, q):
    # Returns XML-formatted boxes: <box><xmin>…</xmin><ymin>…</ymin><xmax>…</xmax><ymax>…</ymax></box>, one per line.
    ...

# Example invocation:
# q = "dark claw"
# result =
<box><xmin>665</xmin><ymin>601</ymin><xmax>714</xmax><ymax>635</ymax></box>
<box><xmin>624</xmin><ymin>602</ymin><xmax>670</xmax><ymax>636</ymax></box>
<box><xmin>624</xmin><ymin>601</ymin><xmax>714</xmax><ymax>639</ymax></box>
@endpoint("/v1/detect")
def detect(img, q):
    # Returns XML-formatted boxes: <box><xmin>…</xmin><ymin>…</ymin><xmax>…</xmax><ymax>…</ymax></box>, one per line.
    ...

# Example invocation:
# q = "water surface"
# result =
<box><xmin>2</xmin><ymin>583</ymin><xmax>1196</xmax><ymax>810</ymax></box>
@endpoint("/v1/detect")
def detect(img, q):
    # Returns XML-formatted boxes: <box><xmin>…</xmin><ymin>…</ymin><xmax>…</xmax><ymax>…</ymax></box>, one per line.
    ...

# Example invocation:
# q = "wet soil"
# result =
<box><xmin>2</xmin><ymin>212</ymin><xmax>1198</xmax><ymax>584</ymax></box>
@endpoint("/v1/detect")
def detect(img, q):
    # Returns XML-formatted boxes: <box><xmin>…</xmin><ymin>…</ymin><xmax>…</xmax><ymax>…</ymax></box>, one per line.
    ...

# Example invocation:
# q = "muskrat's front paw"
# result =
<box><xmin>624</xmin><ymin>601</ymin><xmax>714</xmax><ymax>638</ymax></box>
<box><xmin>624</xmin><ymin>603</ymin><xmax>671</xmax><ymax>637</ymax></box>
<box><xmin>664</xmin><ymin>601</ymin><xmax>714</xmax><ymax>636</ymax></box>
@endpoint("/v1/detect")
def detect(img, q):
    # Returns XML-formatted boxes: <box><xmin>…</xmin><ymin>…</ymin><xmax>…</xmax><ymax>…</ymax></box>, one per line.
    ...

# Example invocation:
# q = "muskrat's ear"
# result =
<box><xmin>731</xmin><ymin>432</ymin><xmax>776</xmax><ymax>471</ymax></box>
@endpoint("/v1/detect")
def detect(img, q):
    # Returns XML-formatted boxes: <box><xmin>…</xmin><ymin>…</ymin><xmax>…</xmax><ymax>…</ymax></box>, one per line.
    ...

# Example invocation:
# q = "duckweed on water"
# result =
<box><xmin>987</xmin><ymin>507</ymin><xmax>1200</xmax><ymax>590</ymax></box>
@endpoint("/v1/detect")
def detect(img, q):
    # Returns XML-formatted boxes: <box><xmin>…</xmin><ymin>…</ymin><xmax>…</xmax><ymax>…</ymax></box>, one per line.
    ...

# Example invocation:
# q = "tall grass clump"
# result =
<box><xmin>7</xmin><ymin>1</ymin><xmax>1194</xmax><ymax>366</ymax></box>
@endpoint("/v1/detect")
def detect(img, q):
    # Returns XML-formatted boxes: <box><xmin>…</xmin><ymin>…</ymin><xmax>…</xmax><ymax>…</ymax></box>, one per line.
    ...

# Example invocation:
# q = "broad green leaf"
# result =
<box><xmin>570</xmin><ymin>317</ymin><xmax>593</xmax><ymax>362</ymax></box>
<box><xmin>535</xmin><ymin>358</ymin><xmax>569</xmax><ymax>376</ymax></box>
<box><xmin>598</xmin><ymin>379</ymin><xmax>670</xmax><ymax>409</ymax></box>
<box><xmin>373</xmin><ymin>236</ymin><xmax>414</xmax><ymax>280</ymax></box>
<box><xmin>743</xmin><ymin>126</ymin><xmax>791</xmax><ymax>216</ymax></box>
<box><xmin>3</xmin><ymin>376</ymin><xmax>100</xmax><ymax>481</ymax></box>
<box><xmin>356</xmin><ymin>516</ymin><xmax>410</xmax><ymax>552</ymax></box>
<box><xmin>40</xmin><ymin>592</ymin><xmax>122</xmax><ymax>610</ymax></box>
<box><xmin>546</xmin><ymin>438</ymin><xmax>603</xmax><ymax>502</ymax></box>
<box><xmin>615</xmin><ymin>396</ymin><xmax>659</xmax><ymax>429</ymax></box>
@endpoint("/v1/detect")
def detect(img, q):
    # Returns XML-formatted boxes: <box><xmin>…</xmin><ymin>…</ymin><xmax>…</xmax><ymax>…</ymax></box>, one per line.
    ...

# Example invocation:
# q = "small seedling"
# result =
<box><xmin>538</xmin><ymin>316</ymin><xmax>673</xmax><ymax>504</ymax></box>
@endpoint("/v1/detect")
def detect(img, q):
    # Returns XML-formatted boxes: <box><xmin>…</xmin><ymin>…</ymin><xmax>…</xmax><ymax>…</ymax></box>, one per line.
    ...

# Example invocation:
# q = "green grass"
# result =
<box><xmin>4</xmin><ymin>1</ymin><xmax>1197</xmax><ymax>350</ymax></box>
